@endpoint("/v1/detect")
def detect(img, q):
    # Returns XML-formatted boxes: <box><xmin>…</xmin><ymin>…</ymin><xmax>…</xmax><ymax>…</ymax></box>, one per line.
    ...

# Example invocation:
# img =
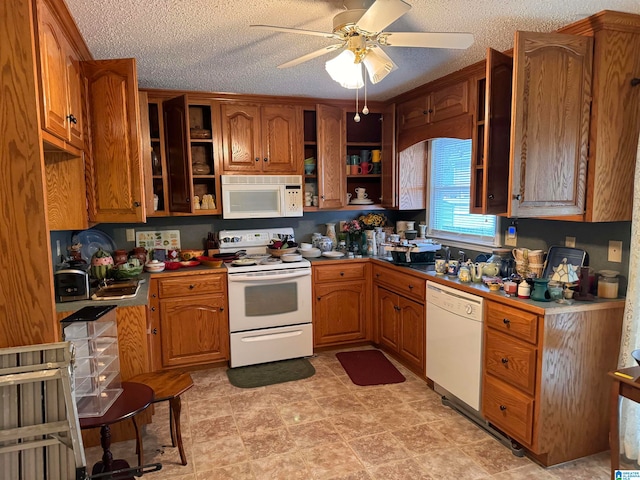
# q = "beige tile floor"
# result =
<box><xmin>86</xmin><ymin>348</ymin><xmax>614</xmax><ymax>480</ymax></box>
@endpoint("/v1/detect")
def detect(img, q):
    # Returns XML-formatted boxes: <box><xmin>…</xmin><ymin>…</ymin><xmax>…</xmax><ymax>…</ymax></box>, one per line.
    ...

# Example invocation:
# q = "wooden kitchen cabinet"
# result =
<box><xmin>220</xmin><ymin>102</ymin><xmax>303</xmax><ymax>174</ymax></box>
<box><xmin>373</xmin><ymin>264</ymin><xmax>425</xmax><ymax>376</ymax></box>
<box><xmin>481</xmin><ymin>298</ymin><xmax>624</xmax><ymax>466</ymax></box>
<box><xmin>313</xmin><ymin>104</ymin><xmax>346</xmax><ymax>209</ymax></box>
<box><xmin>312</xmin><ymin>262</ymin><xmax>370</xmax><ymax>347</ymax></box>
<box><xmin>149</xmin><ymin>272</ymin><xmax>229</xmax><ymax>370</ymax></box>
<box><xmin>83</xmin><ymin>58</ymin><xmax>146</xmax><ymax>223</ymax></box>
<box><xmin>162</xmin><ymin>94</ymin><xmax>222</xmax><ymax>214</ymax></box>
<box><xmin>472</xmin><ymin>13</ymin><xmax>640</xmax><ymax>221</ymax></box>
<box><xmin>36</xmin><ymin>0</ymin><xmax>84</xmax><ymax>150</ymax></box>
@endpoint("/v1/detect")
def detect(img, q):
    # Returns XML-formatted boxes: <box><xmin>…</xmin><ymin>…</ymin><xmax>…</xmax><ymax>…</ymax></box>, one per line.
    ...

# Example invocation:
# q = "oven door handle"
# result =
<box><xmin>228</xmin><ymin>270</ymin><xmax>311</xmax><ymax>282</ymax></box>
<box><xmin>240</xmin><ymin>330</ymin><xmax>303</xmax><ymax>342</ymax></box>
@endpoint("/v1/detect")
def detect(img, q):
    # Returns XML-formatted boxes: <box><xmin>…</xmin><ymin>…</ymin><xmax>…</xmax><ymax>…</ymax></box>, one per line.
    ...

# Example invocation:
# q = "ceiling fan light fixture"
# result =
<box><xmin>362</xmin><ymin>46</ymin><xmax>397</xmax><ymax>84</ymax></box>
<box><xmin>325</xmin><ymin>49</ymin><xmax>364</xmax><ymax>89</ymax></box>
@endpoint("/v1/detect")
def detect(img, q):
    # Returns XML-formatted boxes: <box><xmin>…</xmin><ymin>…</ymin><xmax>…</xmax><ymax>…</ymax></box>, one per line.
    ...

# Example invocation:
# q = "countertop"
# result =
<box><xmin>55</xmin><ymin>256</ymin><xmax>625</xmax><ymax>315</ymax></box>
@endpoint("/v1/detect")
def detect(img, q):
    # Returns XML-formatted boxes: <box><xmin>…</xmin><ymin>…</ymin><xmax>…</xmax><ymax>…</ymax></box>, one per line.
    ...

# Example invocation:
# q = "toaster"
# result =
<box><xmin>54</xmin><ymin>269</ymin><xmax>90</xmax><ymax>302</ymax></box>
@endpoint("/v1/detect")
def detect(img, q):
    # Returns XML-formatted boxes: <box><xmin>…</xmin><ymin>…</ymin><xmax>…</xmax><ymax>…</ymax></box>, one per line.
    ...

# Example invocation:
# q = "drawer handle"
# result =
<box><xmin>189</xmin><ymin>284</ymin><xmax>195</xmax><ymax>289</ymax></box>
<box><xmin>503</xmin><ymin>318</ymin><xmax>510</xmax><ymax>326</ymax></box>
<box><xmin>219</xmin><ymin>307</ymin><xmax>224</xmax><ymax>312</ymax></box>
<box><xmin>408</xmin><ymin>284</ymin><xmax>413</xmax><ymax>289</ymax></box>
<box><xmin>151</xmin><ymin>328</ymin><xmax>157</xmax><ymax>335</ymax></box>
<box><xmin>317</xmin><ymin>296</ymin><xmax>321</xmax><ymax>301</ymax></box>
<box><xmin>376</xmin><ymin>273</ymin><xmax>380</xmax><ymax>277</ymax></box>
<box><xmin>501</xmin><ymin>358</ymin><xmax>508</xmax><ymax>364</ymax></box>
<box><xmin>340</xmin><ymin>272</ymin><xmax>345</xmax><ymax>276</ymax></box>
<box><xmin>394</xmin><ymin>305</ymin><xmax>401</xmax><ymax>311</ymax></box>
<box><xmin>151</xmin><ymin>307</ymin><xmax>156</xmax><ymax>312</ymax></box>
<box><xmin>152</xmin><ymin>293</ymin><xmax>157</xmax><ymax>298</ymax></box>
<box><xmin>499</xmin><ymin>405</ymin><xmax>507</xmax><ymax>411</ymax></box>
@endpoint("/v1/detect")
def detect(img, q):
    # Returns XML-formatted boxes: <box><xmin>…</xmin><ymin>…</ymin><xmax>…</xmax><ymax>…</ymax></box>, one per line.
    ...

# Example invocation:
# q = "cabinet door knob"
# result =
<box><xmin>503</xmin><ymin>318</ymin><xmax>510</xmax><ymax>325</ymax></box>
<box><xmin>219</xmin><ymin>306</ymin><xmax>224</xmax><ymax>312</ymax></box>
<box><xmin>513</xmin><ymin>194</ymin><xmax>522</xmax><ymax>201</ymax></box>
<box><xmin>428</xmin><ymin>108</ymin><xmax>433</xmax><ymax>113</ymax></box>
<box><xmin>189</xmin><ymin>284</ymin><xmax>195</xmax><ymax>289</ymax></box>
<box><xmin>394</xmin><ymin>305</ymin><xmax>400</xmax><ymax>311</ymax></box>
<box><xmin>408</xmin><ymin>284</ymin><xmax>413</xmax><ymax>289</ymax></box>
<box><xmin>150</xmin><ymin>307</ymin><xmax>156</xmax><ymax>312</ymax></box>
<box><xmin>255</xmin><ymin>157</ymin><xmax>260</xmax><ymax>162</ymax></box>
<box><xmin>488</xmin><ymin>194</ymin><xmax>494</xmax><ymax>200</ymax></box>
<box><xmin>499</xmin><ymin>405</ymin><xmax>507</xmax><ymax>411</ymax></box>
<box><xmin>151</xmin><ymin>328</ymin><xmax>157</xmax><ymax>335</ymax></box>
<box><xmin>340</xmin><ymin>272</ymin><xmax>344</xmax><ymax>276</ymax></box>
<box><xmin>501</xmin><ymin>358</ymin><xmax>508</xmax><ymax>364</ymax></box>
<box><xmin>263</xmin><ymin>157</ymin><xmax>268</xmax><ymax>162</ymax></box>
<box><xmin>321</xmin><ymin>195</ymin><xmax>325</xmax><ymax>200</ymax></box>
<box><xmin>422</xmin><ymin>110</ymin><xmax>429</xmax><ymax>115</ymax></box>
<box><xmin>134</xmin><ymin>201</ymin><xmax>141</xmax><ymax>207</ymax></box>
<box><xmin>66</xmin><ymin>114</ymin><xmax>78</xmax><ymax>124</ymax></box>
<box><xmin>317</xmin><ymin>296</ymin><xmax>321</xmax><ymax>301</ymax></box>
<box><xmin>376</xmin><ymin>273</ymin><xmax>380</xmax><ymax>277</ymax></box>
<box><xmin>152</xmin><ymin>293</ymin><xmax>157</xmax><ymax>298</ymax></box>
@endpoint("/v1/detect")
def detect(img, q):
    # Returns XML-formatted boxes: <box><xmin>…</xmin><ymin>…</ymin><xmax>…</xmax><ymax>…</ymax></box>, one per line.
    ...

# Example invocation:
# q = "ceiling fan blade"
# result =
<box><xmin>251</xmin><ymin>24</ymin><xmax>342</xmax><ymax>40</ymax></box>
<box><xmin>382</xmin><ymin>32</ymin><xmax>474</xmax><ymax>49</ymax></box>
<box><xmin>363</xmin><ymin>45</ymin><xmax>397</xmax><ymax>84</ymax></box>
<box><xmin>356</xmin><ymin>0</ymin><xmax>411</xmax><ymax>34</ymax></box>
<box><xmin>278</xmin><ymin>44</ymin><xmax>345</xmax><ymax>69</ymax></box>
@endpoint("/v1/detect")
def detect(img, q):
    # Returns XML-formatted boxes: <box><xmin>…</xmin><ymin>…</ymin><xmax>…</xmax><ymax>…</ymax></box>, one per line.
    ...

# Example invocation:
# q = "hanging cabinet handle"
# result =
<box><xmin>66</xmin><ymin>114</ymin><xmax>78</xmax><ymax>124</ymax></box>
<box><xmin>501</xmin><ymin>358</ymin><xmax>509</xmax><ymax>364</ymax></box>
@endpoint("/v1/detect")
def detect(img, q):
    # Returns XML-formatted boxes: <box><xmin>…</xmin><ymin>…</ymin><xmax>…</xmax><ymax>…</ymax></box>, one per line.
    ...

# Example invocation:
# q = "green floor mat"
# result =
<box><xmin>226</xmin><ymin>358</ymin><xmax>315</xmax><ymax>388</ymax></box>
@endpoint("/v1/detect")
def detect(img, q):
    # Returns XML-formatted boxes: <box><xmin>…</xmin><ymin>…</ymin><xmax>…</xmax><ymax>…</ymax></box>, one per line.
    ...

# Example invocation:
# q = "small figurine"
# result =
<box><xmin>193</xmin><ymin>195</ymin><xmax>201</xmax><ymax>209</ymax></box>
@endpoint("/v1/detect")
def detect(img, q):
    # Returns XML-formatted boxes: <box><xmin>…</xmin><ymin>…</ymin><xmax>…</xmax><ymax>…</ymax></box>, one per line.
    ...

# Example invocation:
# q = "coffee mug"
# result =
<box><xmin>350</xmin><ymin>164</ymin><xmax>361</xmax><ymax>175</ymax></box>
<box><xmin>435</xmin><ymin>259</ymin><xmax>447</xmax><ymax>274</ymax></box>
<box><xmin>371</xmin><ymin>149</ymin><xmax>381</xmax><ymax>163</ymax></box>
<box><xmin>355</xmin><ymin>187</ymin><xmax>367</xmax><ymax>199</ymax></box>
<box><xmin>360</xmin><ymin>162</ymin><xmax>373</xmax><ymax>175</ymax></box>
<box><xmin>349</xmin><ymin>155</ymin><xmax>361</xmax><ymax>165</ymax></box>
<box><xmin>372</xmin><ymin>163</ymin><xmax>381</xmax><ymax>174</ymax></box>
<box><xmin>360</xmin><ymin>150</ymin><xmax>371</xmax><ymax>163</ymax></box>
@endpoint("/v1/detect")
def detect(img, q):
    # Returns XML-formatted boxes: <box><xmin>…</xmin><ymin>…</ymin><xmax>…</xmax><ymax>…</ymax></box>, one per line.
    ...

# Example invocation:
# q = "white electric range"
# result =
<box><xmin>219</xmin><ymin>228</ymin><xmax>313</xmax><ymax>368</ymax></box>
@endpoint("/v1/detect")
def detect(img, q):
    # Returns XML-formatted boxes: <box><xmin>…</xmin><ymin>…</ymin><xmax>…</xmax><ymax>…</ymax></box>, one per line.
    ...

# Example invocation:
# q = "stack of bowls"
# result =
<box><xmin>145</xmin><ymin>260</ymin><xmax>165</xmax><ymax>273</ymax></box>
<box><xmin>304</xmin><ymin>157</ymin><xmax>316</xmax><ymax>175</ymax></box>
<box><xmin>298</xmin><ymin>243</ymin><xmax>321</xmax><ymax>258</ymax></box>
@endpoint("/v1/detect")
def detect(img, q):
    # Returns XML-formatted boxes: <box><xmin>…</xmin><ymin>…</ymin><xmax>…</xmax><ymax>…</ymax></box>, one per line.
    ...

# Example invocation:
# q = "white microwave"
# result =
<box><xmin>221</xmin><ymin>175</ymin><xmax>304</xmax><ymax>219</ymax></box>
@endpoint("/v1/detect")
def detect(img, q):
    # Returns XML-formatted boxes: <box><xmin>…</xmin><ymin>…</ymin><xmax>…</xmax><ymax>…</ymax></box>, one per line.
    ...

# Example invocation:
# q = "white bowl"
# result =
<box><xmin>299</xmin><ymin>248</ymin><xmax>321</xmax><ymax>258</ymax></box>
<box><xmin>281</xmin><ymin>253</ymin><xmax>303</xmax><ymax>262</ymax></box>
<box><xmin>299</xmin><ymin>242</ymin><xmax>313</xmax><ymax>250</ymax></box>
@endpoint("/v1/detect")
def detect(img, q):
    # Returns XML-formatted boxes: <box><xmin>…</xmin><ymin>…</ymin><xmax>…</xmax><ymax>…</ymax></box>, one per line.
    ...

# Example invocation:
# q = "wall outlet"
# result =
<box><xmin>504</xmin><ymin>229</ymin><xmax>517</xmax><ymax>247</ymax></box>
<box><xmin>565</xmin><ymin>236</ymin><xmax>576</xmax><ymax>248</ymax></box>
<box><xmin>126</xmin><ymin>228</ymin><xmax>135</xmax><ymax>242</ymax></box>
<box><xmin>608</xmin><ymin>240</ymin><xmax>623</xmax><ymax>263</ymax></box>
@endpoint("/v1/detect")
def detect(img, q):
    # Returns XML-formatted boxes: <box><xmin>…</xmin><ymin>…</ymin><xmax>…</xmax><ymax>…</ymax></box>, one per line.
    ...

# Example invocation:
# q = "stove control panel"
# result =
<box><xmin>219</xmin><ymin>232</ymin><xmax>272</xmax><ymax>247</ymax></box>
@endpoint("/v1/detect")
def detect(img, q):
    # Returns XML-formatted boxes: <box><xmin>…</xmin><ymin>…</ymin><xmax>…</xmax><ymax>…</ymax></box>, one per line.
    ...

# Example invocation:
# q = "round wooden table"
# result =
<box><xmin>79</xmin><ymin>381</ymin><xmax>154</xmax><ymax>476</ymax></box>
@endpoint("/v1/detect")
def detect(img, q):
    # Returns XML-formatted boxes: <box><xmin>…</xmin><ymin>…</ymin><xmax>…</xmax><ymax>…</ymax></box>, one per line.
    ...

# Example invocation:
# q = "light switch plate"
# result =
<box><xmin>565</xmin><ymin>236</ymin><xmax>576</xmax><ymax>248</ymax></box>
<box><xmin>126</xmin><ymin>229</ymin><xmax>135</xmax><ymax>242</ymax></box>
<box><xmin>608</xmin><ymin>240</ymin><xmax>622</xmax><ymax>263</ymax></box>
<box><xmin>504</xmin><ymin>229</ymin><xmax>517</xmax><ymax>247</ymax></box>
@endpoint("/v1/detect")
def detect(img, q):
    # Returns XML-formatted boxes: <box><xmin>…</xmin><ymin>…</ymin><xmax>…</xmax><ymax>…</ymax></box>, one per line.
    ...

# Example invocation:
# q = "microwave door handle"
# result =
<box><xmin>228</xmin><ymin>270</ymin><xmax>311</xmax><ymax>282</ymax></box>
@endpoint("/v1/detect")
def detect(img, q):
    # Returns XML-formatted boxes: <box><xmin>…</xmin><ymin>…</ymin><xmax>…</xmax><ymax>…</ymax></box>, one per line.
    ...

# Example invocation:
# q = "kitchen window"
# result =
<box><xmin>427</xmin><ymin>138</ymin><xmax>499</xmax><ymax>248</ymax></box>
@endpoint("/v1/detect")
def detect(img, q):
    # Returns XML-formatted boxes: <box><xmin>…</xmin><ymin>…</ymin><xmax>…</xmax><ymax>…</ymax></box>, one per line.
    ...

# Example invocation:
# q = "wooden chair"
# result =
<box><xmin>128</xmin><ymin>370</ymin><xmax>194</xmax><ymax>466</ymax></box>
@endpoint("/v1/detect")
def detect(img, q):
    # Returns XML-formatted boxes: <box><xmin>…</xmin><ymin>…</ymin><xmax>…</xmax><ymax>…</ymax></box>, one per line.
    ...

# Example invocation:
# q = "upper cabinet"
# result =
<box><xmin>36</xmin><ymin>0</ymin><xmax>84</xmax><ymax>151</ymax></box>
<box><xmin>220</xmin><ymin>103</ymin><xmax>303</xmax><ymax>174</ymax></box>
<box><xmin>83</xmin><ymin>59</ymin><xmax>146</xmax><ymax>223</ymax></box>
<box><xmin>397</xmin><ymin>79</ymin><xmax>471</xmax><ymax>151</ymax></box>
<box><xmin>162</xmin><ymin>95</ymin><xmax>222</xmax><ymax>214</ymax></box>
<box><xmin>509</xmin><ymin>32</ymin><xmax>593</xmax><ymax>218</ymax></box>
<box><xmin>315</xmin><ymin>104</ymin><xmax>346</xmax><ymax>209</ymax></box>
<box><xmin>472</xmin><ymin>12</ymin><xmax>640</xmax><ymax>221</ymax></box>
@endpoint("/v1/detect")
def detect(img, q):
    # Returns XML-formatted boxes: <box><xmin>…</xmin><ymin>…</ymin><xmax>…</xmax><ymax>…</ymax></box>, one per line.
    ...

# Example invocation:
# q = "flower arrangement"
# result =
<box><xmin>358</xmin><ymin>212</ymin><xmax>387</xmax><ymax>229</ymax></box>
<box><xmin>342</xmin><ymin>219</ymin><xmax>363</xmax><ymax>234</ymax></box>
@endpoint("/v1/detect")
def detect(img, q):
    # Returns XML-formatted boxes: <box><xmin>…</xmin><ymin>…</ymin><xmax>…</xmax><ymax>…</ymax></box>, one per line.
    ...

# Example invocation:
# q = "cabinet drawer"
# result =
<box><xmin>486</xmin><ymin>301</ymin><xmax>538</xmax><ymax>344</ymax></box>
<box><xmin>485</xmin><ymin>330</ymin><xmax>537</xmax><ymax>395</ymax></box>
<box><xmin>314</xmin><ymin>263</ymin><xmax>366</xmax><ymax>283</ymax></box>
<box><xmin>483</xmin><ymin>375</ymin><xmax>534</xmax><ymax>445</ymax></box>
<box><xmin>158</xmin><ymin>274</ymin><xmax>225</xmax><ymax>298</ymax></box>
<box><xmin>373</xmin><ymin>266</ymin><xmax>425</xmax><ymax>302</ymax></box>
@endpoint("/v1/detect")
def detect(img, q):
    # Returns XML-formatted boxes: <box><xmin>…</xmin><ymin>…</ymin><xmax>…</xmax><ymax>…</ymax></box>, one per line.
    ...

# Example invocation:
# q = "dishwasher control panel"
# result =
<box><xmin>426</xmin><ymin>282</ymin><xmax>484</xmax><ymax>322</ymax></box>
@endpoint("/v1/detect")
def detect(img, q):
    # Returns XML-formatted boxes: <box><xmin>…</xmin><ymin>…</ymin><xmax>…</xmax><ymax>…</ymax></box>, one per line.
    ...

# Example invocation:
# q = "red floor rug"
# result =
<box><xmin>336</xmin><ymin>350</ymin><xmax>406</xmax><ymax>386</ymax></box>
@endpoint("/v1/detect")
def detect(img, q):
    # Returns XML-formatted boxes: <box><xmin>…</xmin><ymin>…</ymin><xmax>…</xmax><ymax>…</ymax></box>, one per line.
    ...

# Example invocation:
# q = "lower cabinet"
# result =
<box><xmin>312</xmin><ymin>262</ymin><xmax>370</xmax><ymax>347</ymax></box>
<box><xmin>481</xmin><ymin>298</ymin><xmax>624</xmax><ymax>466</ymax></box>
<box><xmin>149</xmin><ymin>271</ymin><xmax>229</xmax><ymax>370</ymax></box>
<box><xmin>373</xmin><ymin>264</ymin><xmax>426</xmax><ymax>376</ymax></box>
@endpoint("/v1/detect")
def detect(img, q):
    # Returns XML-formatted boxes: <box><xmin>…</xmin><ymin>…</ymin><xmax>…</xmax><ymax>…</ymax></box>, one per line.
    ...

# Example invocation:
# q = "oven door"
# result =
<box><xmin>227</xmin><ymin>268</ymin><xmax>312</xmax><ymax>332</ymax></box>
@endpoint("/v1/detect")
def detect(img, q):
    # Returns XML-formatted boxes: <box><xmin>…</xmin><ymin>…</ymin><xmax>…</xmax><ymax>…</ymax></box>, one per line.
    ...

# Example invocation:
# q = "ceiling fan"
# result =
<box><xmin>251</xmin><ymin>0</ymin><xmax>474</xmax><ymax>88</ymax></box>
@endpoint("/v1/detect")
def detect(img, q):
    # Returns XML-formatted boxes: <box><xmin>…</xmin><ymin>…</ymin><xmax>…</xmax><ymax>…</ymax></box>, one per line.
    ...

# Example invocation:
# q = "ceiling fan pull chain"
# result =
<box><xmin>354</xmin><ymin>87</ymin><xmax>361</xmax><ymax>122</ymax></box>
<box><xmin>362</xmin><ymin>76</ymin><xmax>369</xmax><ymax>115</ymax></box>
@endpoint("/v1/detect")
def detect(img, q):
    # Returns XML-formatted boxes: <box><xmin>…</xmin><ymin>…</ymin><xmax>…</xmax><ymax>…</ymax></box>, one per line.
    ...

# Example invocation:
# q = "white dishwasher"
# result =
<box><xmin>426</xmin><ymin>281</ymin><xmax>484</xmax><ymax>412</ymax></box>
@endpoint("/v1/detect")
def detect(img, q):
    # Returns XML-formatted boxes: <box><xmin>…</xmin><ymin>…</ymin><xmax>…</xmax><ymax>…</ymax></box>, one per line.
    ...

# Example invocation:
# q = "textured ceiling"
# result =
<box><xmin>65</xmin><ymin>0</ymin><xmax>640</xmax><ymax>101</ymax></box>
